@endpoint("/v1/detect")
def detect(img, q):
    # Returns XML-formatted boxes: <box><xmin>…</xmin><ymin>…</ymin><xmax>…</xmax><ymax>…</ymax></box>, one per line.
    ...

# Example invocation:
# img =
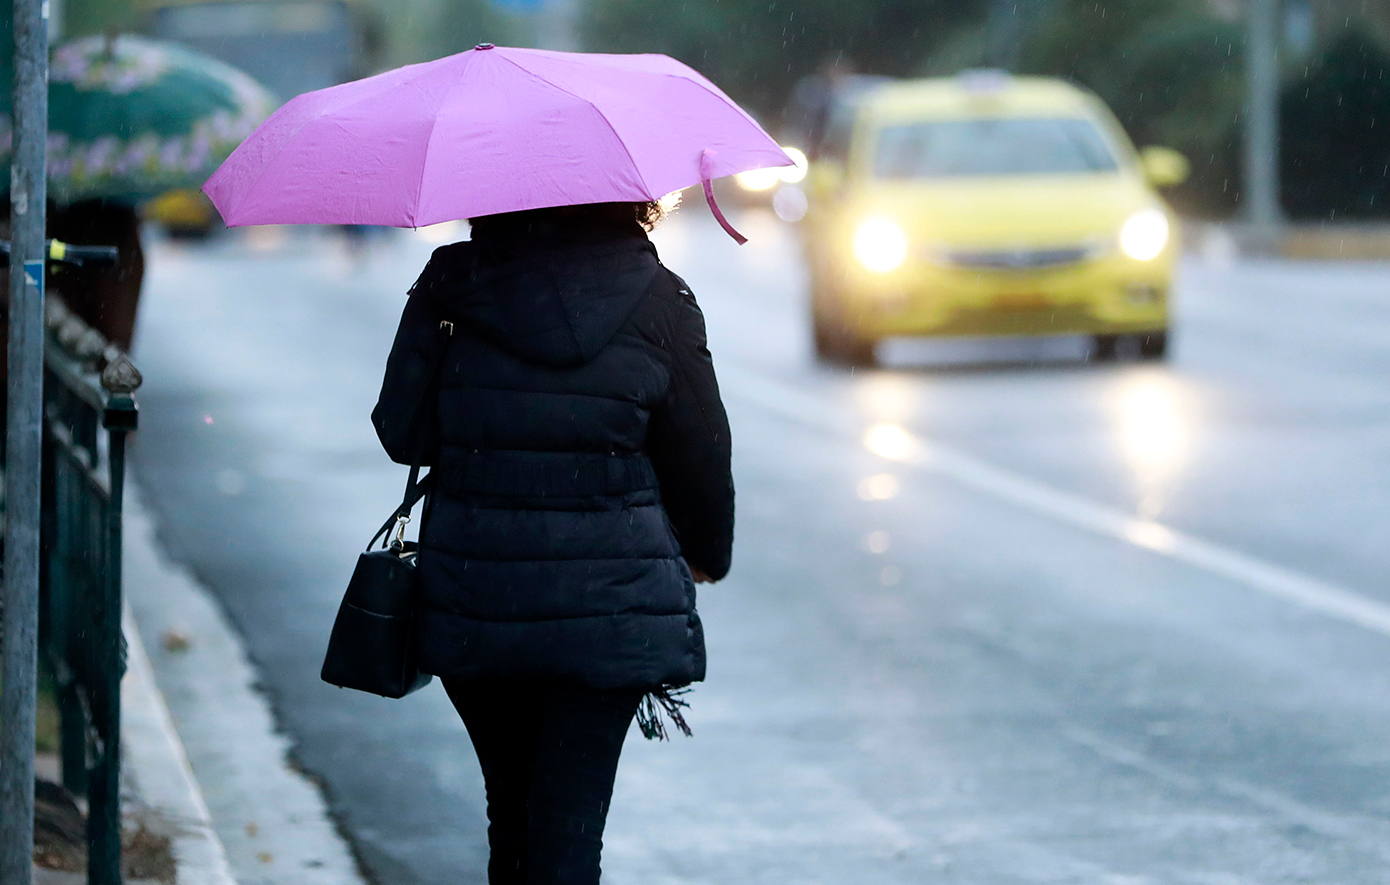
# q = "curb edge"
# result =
<box><xmin>121</xmin><ymin>605</ymin><xmax>238</xmax><ymax>885</ymax></box>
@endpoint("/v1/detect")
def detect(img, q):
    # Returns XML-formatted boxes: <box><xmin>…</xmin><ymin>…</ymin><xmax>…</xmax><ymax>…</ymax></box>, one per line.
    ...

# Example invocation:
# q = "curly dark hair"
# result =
<box><xmin>633</xmin><ymin>200</ymin><xmax>668</xmax><ymax>231</ymax></box>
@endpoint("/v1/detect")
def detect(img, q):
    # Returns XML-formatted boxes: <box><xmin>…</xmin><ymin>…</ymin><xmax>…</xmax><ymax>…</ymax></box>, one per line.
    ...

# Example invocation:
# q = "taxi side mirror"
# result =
<box><xmin>1140</xmin><ymin>146</ymin><xmax>1191</xmax><ymax>189</ymax></box>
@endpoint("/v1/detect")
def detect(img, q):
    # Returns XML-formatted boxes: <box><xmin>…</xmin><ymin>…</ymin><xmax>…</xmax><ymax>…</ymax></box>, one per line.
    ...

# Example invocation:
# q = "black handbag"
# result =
<box><xmin>322</xmin><ymin>318</ymin><xmax>453</xmax><ymax>698</ymax></box>
<box><xmin>320</xmin><ymin>468</ymin><xmax>434</xmax><ymax>698</ymax></box>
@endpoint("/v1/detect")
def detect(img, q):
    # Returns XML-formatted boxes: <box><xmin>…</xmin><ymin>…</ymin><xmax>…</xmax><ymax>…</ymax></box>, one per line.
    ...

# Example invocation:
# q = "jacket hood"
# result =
<box><xmin>411</xmin><ymin>237</ymin><xmax>660</xmax><ymax>368</ymax></box>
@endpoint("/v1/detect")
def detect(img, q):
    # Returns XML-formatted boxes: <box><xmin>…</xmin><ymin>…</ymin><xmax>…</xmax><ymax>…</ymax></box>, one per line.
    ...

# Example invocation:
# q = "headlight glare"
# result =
<box><xmin>778</xmin><ymin>147</ymin><xmax>809</xmax><ymax>184</ymax></box>
<box><xmin>1120</xmin><ymin>209</ymin><xmax>1170</xmax><ymax>261</ymax></box>
<box><xmin>735</xmin><ymin>167</ymin><xmax>781</xmax><ymax>191</ymax></box>
<box><xmin>853</xmin><ymin>217</ymin><xmax>909</xmax><ymax>273</ymax></box>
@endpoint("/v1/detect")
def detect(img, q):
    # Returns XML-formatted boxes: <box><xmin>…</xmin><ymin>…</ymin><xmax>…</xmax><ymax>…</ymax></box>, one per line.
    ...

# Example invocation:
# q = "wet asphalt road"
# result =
<box><xmin>130</xmin><ymin>210</ymin><xmax>1390</xmax><ymax>884</ymax></box>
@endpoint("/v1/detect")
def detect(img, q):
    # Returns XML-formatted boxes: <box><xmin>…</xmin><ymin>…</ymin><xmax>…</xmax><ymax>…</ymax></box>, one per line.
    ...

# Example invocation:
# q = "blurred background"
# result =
<box><xmin>45</xmin><ymin>0</ymin><xmax>1390</xmax><ymax>223</ymax></box>
<box><xmin>13</xmin><ymin>2</ymin><xmax>1390</xmax><ymax>884</ymax></box>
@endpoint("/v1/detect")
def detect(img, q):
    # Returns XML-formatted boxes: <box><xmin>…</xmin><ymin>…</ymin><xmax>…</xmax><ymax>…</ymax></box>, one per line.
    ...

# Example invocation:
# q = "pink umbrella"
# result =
<box><xmin>203</xmin><ymin>44</ymin><xmax>792</xmax><ymax>243</ymax></box>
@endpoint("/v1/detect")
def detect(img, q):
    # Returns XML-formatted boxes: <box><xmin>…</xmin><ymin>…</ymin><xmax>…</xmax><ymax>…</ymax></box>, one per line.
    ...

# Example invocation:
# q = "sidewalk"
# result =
<box><xmin>118</xmin><ymin>487</ymin><xmax>366</xmax><ymax>885</ymax></box>
<box><xmin>33</xmin><ymin>601</ymin><xmax>233</xmax><ymax>885</ymax></box>
<box><xmin>34</xmin><ymin>480</ymin><xmax>365</xmax><ymax>884</ymax></box>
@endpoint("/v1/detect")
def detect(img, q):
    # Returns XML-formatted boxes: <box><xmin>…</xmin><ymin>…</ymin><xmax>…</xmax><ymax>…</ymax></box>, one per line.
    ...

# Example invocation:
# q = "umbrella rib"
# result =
<box><xmin>411</xmin><ymin>66</ymin><xmax>463</xmax><ymax>228</ymax></box>
<box><xmin>221</xmin><ymin>97</ymin><xmax>360</xmax><ymax>225</ymax></box>
<box><xmin>411</xmin><ymin>109</ymin><xmax>443</xmax><ymax>228</ymax></box>
<box><xmin>493</xmin><ymin>53</ymin><xmax>654</xmax><ymax>199</ymax></box>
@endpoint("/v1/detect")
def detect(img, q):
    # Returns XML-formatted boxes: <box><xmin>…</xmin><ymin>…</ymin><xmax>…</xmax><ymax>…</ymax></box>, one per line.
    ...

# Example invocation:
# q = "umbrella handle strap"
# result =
<box><xmin>700</xmin><ymin>149</ymin><xmax>748</xmax><ymax>245</ymax></box>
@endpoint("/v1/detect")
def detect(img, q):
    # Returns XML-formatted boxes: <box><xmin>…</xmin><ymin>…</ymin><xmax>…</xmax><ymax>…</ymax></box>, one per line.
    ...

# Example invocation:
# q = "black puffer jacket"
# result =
<box><xmin>373</xmin><ymin>219</ymin><xmax>732</xmax><ymax>690</ymax></box>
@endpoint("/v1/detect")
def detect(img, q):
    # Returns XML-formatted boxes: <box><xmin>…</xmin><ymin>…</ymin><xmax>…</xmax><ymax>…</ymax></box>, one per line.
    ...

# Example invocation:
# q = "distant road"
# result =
<box><xmin>132</xmin><ymin>213</ymin><xmax>1390</xmax><ymax>884</ymax></box>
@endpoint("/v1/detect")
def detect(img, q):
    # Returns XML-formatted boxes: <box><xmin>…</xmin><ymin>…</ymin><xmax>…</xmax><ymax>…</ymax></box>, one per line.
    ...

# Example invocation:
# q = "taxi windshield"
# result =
<box><xmin>873</xmin><ymin>117</ymin><xmax>1120</xmax><ymax>178</ymax></box>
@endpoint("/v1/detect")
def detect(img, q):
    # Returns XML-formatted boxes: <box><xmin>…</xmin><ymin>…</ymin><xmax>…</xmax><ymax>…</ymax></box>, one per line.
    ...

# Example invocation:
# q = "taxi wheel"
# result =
<box><xmin>812</xmin><ymin>312</ymin><xmax>837</xmax><ymax>359</ymax></box>
<box><xmin>812</xmin><ymin>310</ymin><xmax>878</xmax><ymax>367</ymax></box>
<box><xmin>837</xmin><ymin>334</ymin><xmax>879</xmax><ymax>367</ymax></box>
<box><xmin>1091</xmin><ymin>334</ymin><xmax>1119</xmax><ymax>362</ymax></box>
<box><xmin>1137</xmin><ymin>330</ymin><xmax>1169</xmax><ymax>361</ymax></box>
<box><xmin>810</xmin><ymin>279</ymin><xmax>878</xmax><ymax>367</ymax></box>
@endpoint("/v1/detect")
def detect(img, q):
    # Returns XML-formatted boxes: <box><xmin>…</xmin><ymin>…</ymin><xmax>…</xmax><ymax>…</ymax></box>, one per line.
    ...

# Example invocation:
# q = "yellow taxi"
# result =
<box><xmin>802</xmin><ymin>71</ymin><xmax>1189</xmax><ymax>365</ymax></box>
<box><xmin>144</xmin><ymin>188</ymin><xmax>219</xmax><ymax>238</ymax></box>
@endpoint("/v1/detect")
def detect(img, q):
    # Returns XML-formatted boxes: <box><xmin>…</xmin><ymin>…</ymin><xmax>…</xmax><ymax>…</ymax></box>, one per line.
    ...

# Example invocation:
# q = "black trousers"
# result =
<box><xmin>444</xmin><ymin>680</ymin><xmax>643</xmax><ymax>885</ymax></box>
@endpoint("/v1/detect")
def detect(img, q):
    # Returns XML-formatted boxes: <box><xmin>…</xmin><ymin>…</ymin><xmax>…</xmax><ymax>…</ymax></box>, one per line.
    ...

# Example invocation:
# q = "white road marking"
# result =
<box><xmin>723</xmin><ymin>364</ymin><xmax>1390</xmax><ymax>640</ymax></box>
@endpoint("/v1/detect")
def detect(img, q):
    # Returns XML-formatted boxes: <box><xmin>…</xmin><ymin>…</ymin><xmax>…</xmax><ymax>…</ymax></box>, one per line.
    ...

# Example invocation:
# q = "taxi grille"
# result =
<box><xmin>945</xmin><ymin>246</ymin><xmax>1092</xmax><ymax>271</ymax></box>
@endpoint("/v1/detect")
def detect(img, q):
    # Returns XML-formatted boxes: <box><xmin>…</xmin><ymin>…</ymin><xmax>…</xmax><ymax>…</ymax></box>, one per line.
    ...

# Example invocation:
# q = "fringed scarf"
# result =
<box><xmin>636</xmin><ymin>686</ymin><xmax>693</xmax><ymax>741</ymax></box>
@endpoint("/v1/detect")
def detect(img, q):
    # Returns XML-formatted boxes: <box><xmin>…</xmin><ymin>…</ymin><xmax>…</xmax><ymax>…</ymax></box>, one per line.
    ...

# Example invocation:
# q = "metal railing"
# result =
<box><xmin>38</xmin><ymin>297</ymin><xmax>141</xmax><ymax>885</ymax></box>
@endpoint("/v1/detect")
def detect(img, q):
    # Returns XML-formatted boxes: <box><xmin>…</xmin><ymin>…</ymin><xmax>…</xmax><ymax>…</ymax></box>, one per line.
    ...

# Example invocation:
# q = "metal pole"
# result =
<box><xmin>89</xmin><ymin>419</ymin><xmax>129</xmax><ymax>885</ymax></box>
<box><xmin>1</xmin><ymin>0</ymin><xmax>47</xmax><ymax>881</ymax></box>
<box><xmin>45</xmin><ymin>0</ymin><xmax>60</xmax><ymax>44</ymax></box>
<box><xmin>1245</xmin><ymin>0</ymin><xmax>1283</xmax><ymax>233</ymax></box>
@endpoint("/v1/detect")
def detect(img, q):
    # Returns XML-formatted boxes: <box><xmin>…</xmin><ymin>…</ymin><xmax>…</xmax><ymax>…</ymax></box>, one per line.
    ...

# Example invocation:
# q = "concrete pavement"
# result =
<box><xmin>127</xmin><ymin>212</ymin><xmax>1390</xmax><ymax>883</ymax></box>
<box><xmin>123</xmin><ymin>489</ymin><xmax>366</xmax><ymax>885</ymax></box>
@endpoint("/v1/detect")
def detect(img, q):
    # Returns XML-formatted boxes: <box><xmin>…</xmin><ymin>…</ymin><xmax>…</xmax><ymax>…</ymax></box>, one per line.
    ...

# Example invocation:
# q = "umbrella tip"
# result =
<box><xmin>474</xmin><ymin>43</ymin><xmax>495</xmax><ymax>51</ymax></box>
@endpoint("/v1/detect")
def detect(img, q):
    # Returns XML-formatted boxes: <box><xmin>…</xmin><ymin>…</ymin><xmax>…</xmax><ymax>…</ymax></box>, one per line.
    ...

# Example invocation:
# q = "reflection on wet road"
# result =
<box><xmin>132</xmin><ymin>208</ymin><xmax>1390</xmax><ymax>883</ymax></box>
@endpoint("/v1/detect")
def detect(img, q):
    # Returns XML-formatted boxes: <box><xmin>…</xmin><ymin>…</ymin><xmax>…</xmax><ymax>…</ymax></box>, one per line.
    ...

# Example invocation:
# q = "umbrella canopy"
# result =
<box><xmin>204</xmin><ymin>44</ymin><xmax>792</xmax><ymax>237</ymax></box>
<box><xmin>0</xmin><ymin>34</ymin><xmax>278</xmax><ymax>204</ymax></box>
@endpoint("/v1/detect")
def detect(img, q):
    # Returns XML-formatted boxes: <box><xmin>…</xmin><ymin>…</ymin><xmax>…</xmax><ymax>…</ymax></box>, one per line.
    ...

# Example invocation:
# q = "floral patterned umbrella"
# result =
<box><xmin>0</xmin><ymin>34</ymin><xmax>277</xmax><ymax>204</ymax></box>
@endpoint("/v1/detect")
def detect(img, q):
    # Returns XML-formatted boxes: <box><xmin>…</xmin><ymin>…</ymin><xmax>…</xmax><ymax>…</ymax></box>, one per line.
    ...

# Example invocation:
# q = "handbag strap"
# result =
<box><xmin>370</xmin><ymin>318</ymin><xmax>454</xmax><ymax>551</ymax></box>
<box><xmin>368</xmin><ymin>465</ymin><xmax>433</xmax><ymax>551</ymax></box>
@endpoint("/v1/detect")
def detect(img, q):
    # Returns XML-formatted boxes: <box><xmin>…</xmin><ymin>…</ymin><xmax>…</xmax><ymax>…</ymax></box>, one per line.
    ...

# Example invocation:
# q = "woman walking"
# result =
<box><xmin>204</xmin><ymin>40</ymin><xmax>788</xmax><ymax>882</ymax></box>
<box><xmin>371</xmin><ymin>200</ymin><xmax>733</xmax><ymax>882</ymax></box>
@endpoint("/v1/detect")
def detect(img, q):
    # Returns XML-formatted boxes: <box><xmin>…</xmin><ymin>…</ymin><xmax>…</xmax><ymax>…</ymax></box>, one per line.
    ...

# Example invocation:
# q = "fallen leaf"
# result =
<box><xmin>162</xmin><ymin>629</ymin><xmax>192</xmax><ymax>653</ymax></box>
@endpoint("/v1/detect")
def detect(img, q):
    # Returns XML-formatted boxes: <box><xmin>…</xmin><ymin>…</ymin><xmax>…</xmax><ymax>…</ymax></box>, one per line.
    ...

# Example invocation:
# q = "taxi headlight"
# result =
<box><xmin>853</xmin><ymin>217</ymin><xmax>909</xmax><ymax>273</ymax></box>
<box><xmin>1120</xmin><ymin>209</ymin><xmax>1170</xmax><ymax>261</ymax></box>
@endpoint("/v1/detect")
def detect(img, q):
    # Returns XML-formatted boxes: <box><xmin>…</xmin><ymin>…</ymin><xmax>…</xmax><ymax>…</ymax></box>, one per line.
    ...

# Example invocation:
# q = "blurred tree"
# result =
<box><xmin>374</xmin><ymin>0</ymin><xmax>521</xmax><ymax>67</ymax></box>
<box><xmin>1018</xmin><ymin>0</ymin><xmax>1246</xmax><ymax>217</ymax></box>
<box><xmin>1311</xmin><ymin>0</ymin><xmax>1390</xmax><ymax>49</ymax></box>
<box><xmin>578</xmin><ymin>0</ymin><xmax>991</xmax><ymax>124</ymax></box>
<box><xmin>1281</xmin><ymin>29</ymin><xmax>1390</xmax><ymax>219</ymax></box>
<box><xmin>56</xmin><ymin>0</ymin><xmax>515</xmax><ymax>72</ymax></box>
<box><xmin>62</xmin><ymin>0</ymin><xmax>140</xmax><ymax>36</ymax></box>
<box><xmin>1021</xmin><ymin>0</ymin><xmax>1390</xmax><ymax>219</ymax></box>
